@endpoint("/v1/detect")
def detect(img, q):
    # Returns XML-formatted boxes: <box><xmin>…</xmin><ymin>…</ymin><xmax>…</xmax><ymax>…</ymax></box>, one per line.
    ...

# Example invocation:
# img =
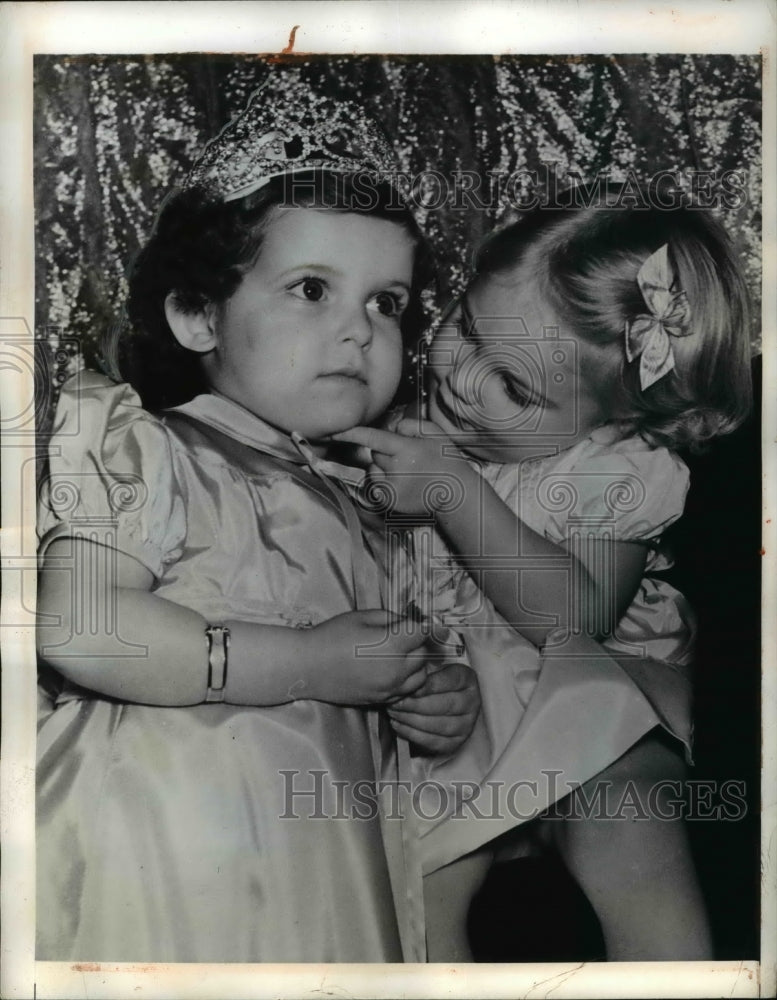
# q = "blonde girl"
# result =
<box><xmin>339</xmin><ymin>201</ymin><xmax>751</xmax><ymax>960</ymax></box>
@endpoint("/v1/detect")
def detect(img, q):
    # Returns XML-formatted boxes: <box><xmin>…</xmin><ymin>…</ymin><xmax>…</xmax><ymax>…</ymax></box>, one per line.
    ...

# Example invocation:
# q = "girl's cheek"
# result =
<box><xmin>389</xmin><ymin>344</ymin><xmax>405</xmax><ymax>390</ymax></box>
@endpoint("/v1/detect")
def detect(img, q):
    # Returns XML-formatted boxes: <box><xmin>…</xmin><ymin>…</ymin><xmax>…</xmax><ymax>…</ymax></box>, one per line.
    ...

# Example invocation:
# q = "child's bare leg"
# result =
<box><xmin>540</xmin><ymin>732</ymin><xmax>713</xmax><ymax>961</ymax></box>
<box><xmin>424</xmin><ymin>847</ymin><xmax>492</xmax><ymax>962</ymax></box>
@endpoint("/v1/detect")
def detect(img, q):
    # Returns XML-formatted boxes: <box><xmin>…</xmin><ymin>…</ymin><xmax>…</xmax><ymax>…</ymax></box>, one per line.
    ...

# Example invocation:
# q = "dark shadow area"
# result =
<box><xmin>667</xmin><ymin>352</ymin><xmax>762</xmax><ymax>960</ymax></box>
<box><xmin>469</xmin><ymin>856</ymin><xmax>606</xmax><ymax>962</ymax></box>
<box><xmin>469</xmin><ymin>355</ymin><xmax>762</xmax><ymax>962</ymax></box>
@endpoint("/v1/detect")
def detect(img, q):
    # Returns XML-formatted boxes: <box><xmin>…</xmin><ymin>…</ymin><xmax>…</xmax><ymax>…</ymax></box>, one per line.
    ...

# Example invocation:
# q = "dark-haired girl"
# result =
<box><xmin>35</xmin><ymin>88</ymin><xmax>479</xmax><ymax>962</ymax></box>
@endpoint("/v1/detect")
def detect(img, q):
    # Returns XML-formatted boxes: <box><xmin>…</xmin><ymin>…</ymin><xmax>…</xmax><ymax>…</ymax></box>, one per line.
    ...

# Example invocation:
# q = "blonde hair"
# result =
<box><xmin>474</xmin><ymin>203</ymin><xmax>753</xmax><ymax>452</ymax></box>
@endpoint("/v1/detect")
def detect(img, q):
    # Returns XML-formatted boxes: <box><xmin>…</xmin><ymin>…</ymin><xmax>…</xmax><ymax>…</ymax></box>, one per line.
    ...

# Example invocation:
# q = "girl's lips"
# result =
<box><xmin>319</xmin><ymin>369</ymin><xmax>368</xmax><ymax>385</ymax></box>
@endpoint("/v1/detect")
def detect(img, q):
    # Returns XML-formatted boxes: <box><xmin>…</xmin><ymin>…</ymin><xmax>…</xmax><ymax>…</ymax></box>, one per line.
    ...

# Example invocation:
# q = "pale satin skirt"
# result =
<box><xmin>36</xmin><ymin>692</ymin><xmax>405</xmax><ymax>962</ymax></box>
<box><xmin>416</xmin><ymin>625</ymin><xmax>694</xmax><ymax>875</ymax></box>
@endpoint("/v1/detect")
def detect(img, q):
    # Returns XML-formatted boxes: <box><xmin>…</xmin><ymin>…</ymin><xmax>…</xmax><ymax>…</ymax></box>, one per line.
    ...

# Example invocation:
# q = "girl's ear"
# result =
<box><xmin>164</xmin><ymin>293</ymin><xmax>218</xmax><ymax>354</ymax></box>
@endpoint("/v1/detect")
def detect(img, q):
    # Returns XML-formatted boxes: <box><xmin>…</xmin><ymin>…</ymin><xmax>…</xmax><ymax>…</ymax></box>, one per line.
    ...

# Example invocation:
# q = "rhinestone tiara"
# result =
<box><xmin>184</xmin><ymin>77</ymin><xmax>400</xmax><ymax>201</ymax></box>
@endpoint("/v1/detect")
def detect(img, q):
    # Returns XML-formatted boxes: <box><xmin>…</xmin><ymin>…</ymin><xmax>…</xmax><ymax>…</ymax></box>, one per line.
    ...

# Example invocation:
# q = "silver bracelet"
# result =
<box><xmin>205</xmin><ymin>624</ymin><xmax>230</xmax><ymax>703</ymax></box>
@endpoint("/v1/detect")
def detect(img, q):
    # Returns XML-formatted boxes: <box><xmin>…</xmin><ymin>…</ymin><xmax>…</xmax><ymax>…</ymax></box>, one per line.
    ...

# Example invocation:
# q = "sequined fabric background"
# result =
<box><xmin>33</xmin><ymin>54</ymin><xmax>762</xmax><ymax>426</ymax></box>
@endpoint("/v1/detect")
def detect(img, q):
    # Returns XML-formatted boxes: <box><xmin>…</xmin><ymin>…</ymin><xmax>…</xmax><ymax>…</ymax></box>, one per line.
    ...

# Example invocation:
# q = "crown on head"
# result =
<box><xmin>184</xmin><ymin>77</ymin><xmax>400</xmax><ymax>201</ymax></box>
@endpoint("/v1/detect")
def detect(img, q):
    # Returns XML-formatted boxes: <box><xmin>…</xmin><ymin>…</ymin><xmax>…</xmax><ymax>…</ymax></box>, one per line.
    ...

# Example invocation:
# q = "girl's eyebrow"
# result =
<box><xmin>277</xmin><ymin>264</ymin><xmax>340</xmax><ymax>278</ymax></box>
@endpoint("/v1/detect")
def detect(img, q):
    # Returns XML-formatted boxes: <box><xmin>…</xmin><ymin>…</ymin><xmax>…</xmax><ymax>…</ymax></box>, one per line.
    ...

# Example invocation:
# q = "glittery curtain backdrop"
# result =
<box><xmin>33</xmin><ymin>54</ymin><xmax>762</xmax><ymax>426</ymax></box>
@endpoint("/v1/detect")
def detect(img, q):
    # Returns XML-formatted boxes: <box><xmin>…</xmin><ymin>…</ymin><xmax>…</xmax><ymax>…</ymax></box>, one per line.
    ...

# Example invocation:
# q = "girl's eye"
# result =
<box><xmin>500</xmin><ymin>373</ymin><xmax>533</xmax><ymax>408</ymax></box>
<box><xmin>290</xmin><ymin>277</ymin><xmax>326</xmax><ymax>302</ymax></box>
<box><xmin>369</xmin><ymin>291</ymin><xmax>406</xmax><ymax>318</ymax></box>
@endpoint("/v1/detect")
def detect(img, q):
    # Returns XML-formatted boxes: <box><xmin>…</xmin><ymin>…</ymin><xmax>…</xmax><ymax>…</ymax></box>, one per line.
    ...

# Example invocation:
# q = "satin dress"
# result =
<box><xmin>36</xmin><ymin>373</ymin><xmax>424</xmax><ymax>963</ymax></box>
<box><xmin>409</xmin><ymin>427</ymin><xmax>696</xmax><ymax>873</ymax></box>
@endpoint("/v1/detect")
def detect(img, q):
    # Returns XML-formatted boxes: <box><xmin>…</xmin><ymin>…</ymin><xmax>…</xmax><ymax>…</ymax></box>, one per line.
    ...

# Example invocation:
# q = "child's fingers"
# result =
<box><xmin>390</xmin><ymin>689</ymin><xmax>474</xmax><ymax>718</ymax></box>
<box><xmin>331</xmin><ymin>425</ymin><xmax>404</xmax><ymax>457</ymax></box>
<box><xmin>388</xmin><ymin>719</ymin><xmax>462</xmax><ymax>755</ymax></box>
<box><xmin>387</xmin><ymin>718</ymin><xmax>427</xmax><ymax>744</ymax></box>
<box><xmin>366</xmin><ymin>456</ymin><xmax>391</xmax><ymax>479</ymax></box>
<box><xmin>391</xmin><ymin>415</ymin><xmax>422</xmax><ymax>437</ymax></box>
<box><xmin>387</xmin><ymin>706</ymin><xmax>467</xmax><ymax>736</ymax></box>
<box><xmin>393</xmin><ymin>417</ymin><xmax>447</xmax><ymax>440</ymax></box>
<box><xmin>351</xmin><ymin>444</ymin><xmax>375</xmax><ymax>468</ymax></box>
<box><xmin>391</xmin><ymin>662</ymin><xmax>480</xmax><ymax>730</ymax></box>
<box><xmin>396</xmin><ymin>627</ymin><xmax>436</xmax><ymax>654</ymax></box>
<box><xmin>393</xmin><ymin>664</ymin><xmax>430</xmax><ymax>698</ymax></box>
<box><xmin>395</xmin><ymin>661</ymin><xmax>475</xmax><ymax>702</ymax></box>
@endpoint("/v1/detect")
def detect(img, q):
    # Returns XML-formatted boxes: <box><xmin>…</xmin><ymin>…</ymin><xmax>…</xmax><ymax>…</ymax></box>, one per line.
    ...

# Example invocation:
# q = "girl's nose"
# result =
<box><xmin>339</xmin><ymin>307</ymin><xmax>373</xmax><ymax>349</ymax></box>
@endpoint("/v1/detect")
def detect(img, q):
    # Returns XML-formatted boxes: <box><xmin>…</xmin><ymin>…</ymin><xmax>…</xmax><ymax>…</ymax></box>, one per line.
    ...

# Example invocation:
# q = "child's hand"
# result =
<box><xmin>306</xmin><ymin>610</ymin><xmax>432</xmax><ymax>706</ymax></box>
<box><xmin>387</xmin><ymin>661</ymin><xmax>481</xmax><ymax>756</ymax></box>
<box><xmin>333</xmin><ymin>420</ymin><xmax>478</xmax><ymax>517</ymax></box>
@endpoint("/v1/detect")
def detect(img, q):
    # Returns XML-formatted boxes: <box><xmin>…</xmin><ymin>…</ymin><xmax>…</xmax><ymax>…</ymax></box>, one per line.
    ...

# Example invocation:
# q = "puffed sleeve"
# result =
<box><xmin>538</xmin><ymin>435</ymin><xmax>689</xmax><ymax>543</ymax></box>
<box><xmin>38</xmin><ymin>371</ymin><xmax>186</xmax><ymax>579</ymax></box>
<box><xmin>486</xmin><ymin>433</ymin><xmax>689</xmax><ymax>544</ymax></box>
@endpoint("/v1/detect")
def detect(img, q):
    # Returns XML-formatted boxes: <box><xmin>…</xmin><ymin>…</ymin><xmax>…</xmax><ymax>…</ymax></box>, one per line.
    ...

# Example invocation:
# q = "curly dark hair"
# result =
<box><xmin>117</xmin><ymin>171</ymin><xmax>436</xmax><ymax>410</ymax></box>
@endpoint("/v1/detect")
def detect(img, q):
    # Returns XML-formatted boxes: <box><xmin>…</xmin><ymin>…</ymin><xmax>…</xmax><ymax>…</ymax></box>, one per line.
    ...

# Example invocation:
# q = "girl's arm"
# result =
<box><xmin>334</xmin><ymin>422</ymin><xmax>646</xmax><ymax>647</ymax></box>
<box><xmin>37</xmin><ymin>537</ymin><xmax>432</xmax><ymax>708</ymax></box>
<box><xmin>433</xmin><ymin>468</ymin><xmax>647</xmax><ymax>645</ymax></box>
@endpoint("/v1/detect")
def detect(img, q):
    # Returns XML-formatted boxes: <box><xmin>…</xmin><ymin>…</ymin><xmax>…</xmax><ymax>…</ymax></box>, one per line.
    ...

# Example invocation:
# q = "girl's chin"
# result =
<box><xmin>304</xmin><ymin>417</ymin><xmax>375</xmax><ymax>443</ymax></box>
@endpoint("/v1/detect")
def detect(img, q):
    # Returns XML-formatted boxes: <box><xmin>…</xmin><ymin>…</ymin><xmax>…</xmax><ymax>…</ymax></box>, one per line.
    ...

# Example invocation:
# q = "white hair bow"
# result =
<box><xmin>625</xmin><ymin>243</ymin><xmax>693</xmax><ymax>390</ymax></box>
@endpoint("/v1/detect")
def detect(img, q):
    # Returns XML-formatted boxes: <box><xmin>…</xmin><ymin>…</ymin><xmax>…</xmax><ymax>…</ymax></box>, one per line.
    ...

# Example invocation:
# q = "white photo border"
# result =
<box><xmin>1</xmin><ymin>2</ymin><xmax>774</xmax><ymax>998</ymax></box>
